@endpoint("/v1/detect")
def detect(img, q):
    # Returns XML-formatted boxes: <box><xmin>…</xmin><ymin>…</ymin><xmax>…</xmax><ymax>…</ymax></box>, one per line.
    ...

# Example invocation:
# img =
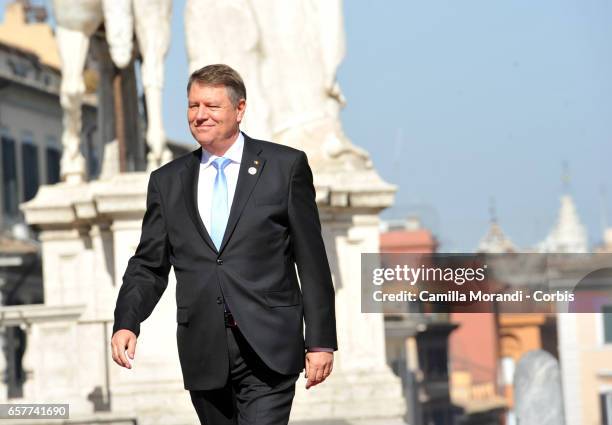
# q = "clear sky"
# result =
<box><xmin>338</xmin><ymin>0</ymin><xmax>612</xmax><ymax>252</ymax></box>
<box><xmin>4</xmin><ymin>0</ymin><xmax>612</xmax><ymax>252</ymax></box>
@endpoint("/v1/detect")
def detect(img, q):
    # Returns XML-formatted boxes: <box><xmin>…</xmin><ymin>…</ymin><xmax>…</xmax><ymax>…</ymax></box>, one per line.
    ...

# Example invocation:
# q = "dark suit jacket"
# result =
<box><xmin>113</xmin><ymin>133</ymin><xmax>338</xmax><ymax>390</ymax></box>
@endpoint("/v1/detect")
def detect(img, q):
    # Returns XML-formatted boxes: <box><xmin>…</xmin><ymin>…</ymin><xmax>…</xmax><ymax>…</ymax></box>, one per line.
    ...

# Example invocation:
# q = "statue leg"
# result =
<box><xmin>56</xmin><ymin>26</ymin><xmax>90</xmax><ymax>184</ymax></box>
<box><xmin>144</xmin><ymin>87</ymin><xmax>172</xmax><ymax>171</ymax></box>
<box><xmin>133</xmin><ymin>0</ymin><xmax>173</xmax><ymax>170</ymax></box>
<box><xmin>101</xmin><ymin>0</ymin><xmax>134</xmax><ymax>68</ymax></box>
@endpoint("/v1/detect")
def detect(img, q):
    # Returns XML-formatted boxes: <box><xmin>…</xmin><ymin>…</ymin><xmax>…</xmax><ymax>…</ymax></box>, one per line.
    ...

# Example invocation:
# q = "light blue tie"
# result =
<box><xmin>210</xmin><ymin>157</ymin><xmax>232</xmax><ymax>250</ymax></box>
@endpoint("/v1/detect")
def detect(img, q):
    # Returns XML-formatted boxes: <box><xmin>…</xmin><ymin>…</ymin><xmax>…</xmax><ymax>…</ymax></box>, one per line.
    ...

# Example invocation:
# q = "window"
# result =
<box><xmin>603</xmin><ymin>305</ymin><xmax>612</xmax><ymax>344</ymax></box>
<box><xmin>2</xmin><ymin>136</ymin><xmax>18</xmax><ymax>216</ymax></box>
<box><xmin>21</xmin><ymin>142</ymin><xmax>39</xmax><ymax>202</ymax></box>
<box><xmin>45</xmin><ymin>146</ymin><xmax>60</xmax><ymax>184</ymax></box>
<box><xmin>601</xmin><ymin>391</ymin><xmax>612</xmax><ymax>425</ymax></box>
<box><xmin>423</xmin><ymin>406</ymin><xmax>452</xmax><ymax>425</ymax></box>
<box><xmin>6</xmin><ymin>326</ymin><xmax>26</xmax><ymax>398</ymax></box>
<box><xmin>501</xmin><ymin>356</ymin><xmax>515</xmax><ymax>385</ymax></box>
<box><xmin>419</xmin><ymin>345</ymin><xmax>448</xmax><ymax>381</ymax></box>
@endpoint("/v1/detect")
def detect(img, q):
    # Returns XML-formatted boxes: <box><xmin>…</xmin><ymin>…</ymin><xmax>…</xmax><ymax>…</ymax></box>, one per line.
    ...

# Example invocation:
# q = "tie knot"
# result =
<box><xmin>212</xmin><ymin>157</ymin><xmax>232</xmax><ymax>171</ymax></box>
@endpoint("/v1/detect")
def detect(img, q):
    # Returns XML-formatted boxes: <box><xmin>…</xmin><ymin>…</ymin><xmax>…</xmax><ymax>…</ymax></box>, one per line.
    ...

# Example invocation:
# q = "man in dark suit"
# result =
<box><xmin>110</xmin><ymin>64</ymin><xmax>337</xmax><ymax>425</ymax></box>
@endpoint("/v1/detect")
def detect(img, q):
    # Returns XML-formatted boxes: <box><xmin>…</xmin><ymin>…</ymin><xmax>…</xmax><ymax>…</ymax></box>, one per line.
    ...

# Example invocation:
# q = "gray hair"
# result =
<box><xmin>187</xmin><ymin>64</ymin><xmax>246</xmax><ymax>107</ymax></box>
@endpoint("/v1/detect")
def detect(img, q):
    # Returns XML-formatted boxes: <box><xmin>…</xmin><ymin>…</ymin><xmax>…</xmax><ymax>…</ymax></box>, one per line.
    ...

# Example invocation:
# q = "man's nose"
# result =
<box><xmin>195</xmin><ymin>106</ymin><xmax>208</xmax><ymax>121</ymax></box>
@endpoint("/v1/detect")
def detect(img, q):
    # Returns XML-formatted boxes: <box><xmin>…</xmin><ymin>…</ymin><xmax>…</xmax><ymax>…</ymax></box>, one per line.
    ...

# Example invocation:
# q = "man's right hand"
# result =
<box><xmin>111</xmin><ymin>329</ymin><xmax>137</xmax><ymax>369</ymax></box>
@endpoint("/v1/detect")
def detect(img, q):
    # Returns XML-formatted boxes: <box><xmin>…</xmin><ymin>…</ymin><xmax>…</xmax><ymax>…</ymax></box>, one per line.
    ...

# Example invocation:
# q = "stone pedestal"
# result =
<box><xmin>19</xmin><ymin>163</ymin><xmax>405</xmax><ymax>424</ymax></box>
<box><xmin>20</xmin><ymin>174</ymin><xmax>197</xmax><ymax>425</ymax></box>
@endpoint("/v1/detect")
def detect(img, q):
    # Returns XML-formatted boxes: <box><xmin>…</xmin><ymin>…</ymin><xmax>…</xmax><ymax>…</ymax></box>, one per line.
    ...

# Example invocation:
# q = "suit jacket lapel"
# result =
<box><xmin>180</xmin><ymin>147</ymin><xmax>218</xmax><ymax>253</ymax></box>
<box><xmin>218</xmin><ymin>134</ymin><xmax>266</xmax><ymax>254</ymax></box>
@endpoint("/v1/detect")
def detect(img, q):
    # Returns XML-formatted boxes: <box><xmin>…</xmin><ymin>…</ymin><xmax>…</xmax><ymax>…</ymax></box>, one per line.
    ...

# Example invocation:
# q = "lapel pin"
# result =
<box><xmin>248</xmin><ymin>166</ymin><xmax>257</xmax><ymax>175</ymax></box>
<box><xmin>254</xmin><ymin>160</ymin><xmax>259</xmax><ymax>165</ymax></box>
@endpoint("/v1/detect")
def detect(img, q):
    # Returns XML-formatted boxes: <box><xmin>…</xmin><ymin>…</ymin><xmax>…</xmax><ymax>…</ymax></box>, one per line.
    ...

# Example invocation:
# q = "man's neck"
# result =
<box><xmin>204</xmin><ymin>129</ymin><xmax>241</xmax><ymax>157</ymax></box>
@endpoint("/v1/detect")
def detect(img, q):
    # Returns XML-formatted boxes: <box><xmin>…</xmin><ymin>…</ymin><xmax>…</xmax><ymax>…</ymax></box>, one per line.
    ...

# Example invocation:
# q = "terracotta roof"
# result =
<box><xmin>0</xmin><ymin>235</ymin><xmax>38</xmax><ymax>255</ymax></box>
<box><xmin>381</xmin><ymin>229</ymin><xmax>436</xmax><ymax>247</ymax></box>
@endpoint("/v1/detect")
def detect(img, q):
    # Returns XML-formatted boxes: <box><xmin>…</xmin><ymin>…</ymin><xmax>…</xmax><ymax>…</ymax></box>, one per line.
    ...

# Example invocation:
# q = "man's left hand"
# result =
<box><xmin>304</xmin><ymin>351</ymin><xmax>334</xmax><ymax>389</ymax></box>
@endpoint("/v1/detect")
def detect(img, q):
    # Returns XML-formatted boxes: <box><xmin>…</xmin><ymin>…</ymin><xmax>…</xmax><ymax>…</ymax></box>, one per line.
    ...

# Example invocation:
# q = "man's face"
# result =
<box><xmin>187</xmin><ymin>83</ymin><xmax>246</xmax><ymax>148</ymax></box>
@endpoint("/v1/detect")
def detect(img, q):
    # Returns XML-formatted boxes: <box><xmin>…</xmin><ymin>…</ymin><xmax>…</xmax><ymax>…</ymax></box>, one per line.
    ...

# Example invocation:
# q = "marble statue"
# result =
<box><xmin>185</xmin><ymin>0</ymin><xmax>371</xmax><ymax>171</ymax></box>
<box><xmin>133</xmin><ymin>0</ymin><xmax>173</xmax><ymax>170</ymax></box>
<box><xmin>184</xmin><ymin>0</ymin><xmax>272</xmax><ymax>140</ymax></box>
<box><xmin>514</xmin><ymin>350</ymin><xmax>566</xmax><ymax>425</ymax></box>
<box><xmin>52</xmin><ymin>0</ymin><xmax>172</xmax><ymax>181</ymax></box>
<box><xmin>53</xmin><ymin>0</ymin><xmax>134</xmax><ymax>183</ymax></box>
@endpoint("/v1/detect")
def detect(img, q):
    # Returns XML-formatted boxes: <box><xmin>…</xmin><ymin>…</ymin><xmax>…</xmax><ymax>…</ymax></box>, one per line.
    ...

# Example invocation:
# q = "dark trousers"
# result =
<box><xmin>189</xmin><ymin>326</ymin><xmax>300</xmax><ymax>425</ymax></box>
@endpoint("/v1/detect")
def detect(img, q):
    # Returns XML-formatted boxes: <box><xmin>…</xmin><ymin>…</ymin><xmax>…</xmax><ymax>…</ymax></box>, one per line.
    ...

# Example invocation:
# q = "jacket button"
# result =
<box><xmin>216</xmin><ymin>259</ymin><xmax>223</xmax><ymax>265</ymax></box>
<box><xmin>216</xmin><ymin>297</ymin><xmax>223</xmax><ymax>304</ymax></box>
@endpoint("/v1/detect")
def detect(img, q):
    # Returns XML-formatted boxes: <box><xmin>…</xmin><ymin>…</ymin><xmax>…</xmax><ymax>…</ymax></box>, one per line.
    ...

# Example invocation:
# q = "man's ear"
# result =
<box><xmin>236</xmin><ymin>99</ymin><xmax>246</xmax><ymax>123</ymax></box>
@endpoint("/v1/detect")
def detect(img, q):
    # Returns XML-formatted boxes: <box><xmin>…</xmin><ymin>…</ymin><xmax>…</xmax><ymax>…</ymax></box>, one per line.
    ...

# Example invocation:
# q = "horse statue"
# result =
<box><xmin>52</xmin><ymin>0</ymin><xmax>172</xmax><ymax>182</ymax></box>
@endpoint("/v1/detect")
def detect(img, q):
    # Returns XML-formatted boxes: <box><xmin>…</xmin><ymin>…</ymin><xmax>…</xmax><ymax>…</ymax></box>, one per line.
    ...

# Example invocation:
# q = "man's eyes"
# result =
<box><xmin>188</xmin><ymin>104</ymin><xmax>220</xmax><ymax>109</ymax></box>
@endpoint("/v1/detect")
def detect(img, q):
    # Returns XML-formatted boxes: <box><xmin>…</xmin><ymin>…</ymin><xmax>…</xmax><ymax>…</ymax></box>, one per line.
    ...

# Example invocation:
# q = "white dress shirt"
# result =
<box><xmin>197</xmin><ymin>131</ymin><xmax>244</xmax><ymax>234</ymax></box>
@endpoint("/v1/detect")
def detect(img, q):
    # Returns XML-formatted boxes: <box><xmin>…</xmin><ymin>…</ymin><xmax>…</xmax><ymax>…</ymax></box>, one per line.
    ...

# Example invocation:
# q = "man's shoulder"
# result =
<box><xmin>150</xmin><ymin>147</ymin><xmax>200</xmax><ymax>181</ymax></box>
<box><xmin>148</xmin><ymin>135</ymin><xmax>307</xmax><ymax>182</ymax></box>
<box><xmin>245</xmin><ymin>134</ymin><xmax>305</xmax><ymax>162</ymax></box>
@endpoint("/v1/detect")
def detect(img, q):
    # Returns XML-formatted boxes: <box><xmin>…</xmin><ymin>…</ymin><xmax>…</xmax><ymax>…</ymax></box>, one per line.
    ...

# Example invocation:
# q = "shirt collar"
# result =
<box><xmin>200</xmin><ymin>131</ymin><xmax>244</xmax><ymax>167</ymax></box>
